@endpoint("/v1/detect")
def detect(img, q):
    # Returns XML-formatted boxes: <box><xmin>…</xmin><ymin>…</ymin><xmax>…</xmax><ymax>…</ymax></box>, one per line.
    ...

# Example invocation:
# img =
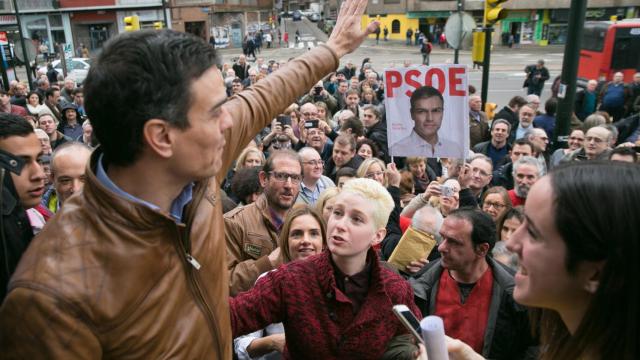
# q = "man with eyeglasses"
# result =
<box><xmin>391</xmin><ymin>85</ymin><xmax>461</xmax><ymax>158</ymax></box>
<box><xmin>225</xmin><ymin>150</ymin><xmax>303</xmax><ymax>295</ymax></box>
<box><xmin>561</xmin><ymin>126</ymin><xmax>613</xmax><ymax>163</ymax></box>
<box><xmin>466</xmin><ymin>154</ymin><xmax>493</xmax><ymax>203</ymax></box>
<box><xmin>296</xmin><ymin>147</ymin><xmax>335</xmax><ymax>205</ymax></box>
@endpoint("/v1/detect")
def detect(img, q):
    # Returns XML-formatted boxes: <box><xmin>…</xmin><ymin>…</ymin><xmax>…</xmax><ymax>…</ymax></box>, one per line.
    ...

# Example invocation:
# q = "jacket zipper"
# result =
<box><xmin>174</xmin><ymin>227</ymin><xmax>223</xmax><ymax>358</ymax></box>
<box><xmin>173</xmin><ymin>183</ymin><xmax>223</xmax><ymax>358</ymax></box>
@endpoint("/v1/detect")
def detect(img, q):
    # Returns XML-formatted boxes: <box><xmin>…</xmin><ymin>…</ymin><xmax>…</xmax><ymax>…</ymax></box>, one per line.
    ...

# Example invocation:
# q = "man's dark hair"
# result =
<box><xmin>334</xmin><ymin>134</ymin><xmax>357</xmax><ymax>152</ymax></box>
<box><xmin>262</xmin><ymin>149</ymin><xmax>302</xmax><ymax>175</ymax></box>
<box><xmin>231</xmin><ymin>166</ymin><xmax>262</xmax><ymax>203</ymax></box>
<box><xmin>609</xmin><ymin>146</ymin><xmax>638</xmax><ymax>162</ymax></box>
<box><xmin>512</xmin><ymin>138</ymin><xmax>534</xmax><ymax>153</ymax></box>
<box><xmin>0</xmin><ymin>113</ymin><xmax>34</xmax><ymax>140</ymax></box>
<box><xmin>491</xmin><ymin>118</ymin><xmax>512</xmax><ymax>133</ymax></box>
<box><xmin>345</xmin><ymin>89</ymin><xmax>360</xmax><ymax>98</ymax></box>
<box><xmin>508</xmin><ymin>96</ymin><xmax>527</xmax><ymax>109</ymax></box>
<box><xmin>335</xmin><ymin>166</ymin><xmax>356</xmax><ymax>180</ymax></box>
<box><xmin>544</xmin><ymin>98</ymin><xmax>558</xmax><ymax>116</ymax></box>
<box><xmin>71</xmin><ymin>88</ymin><xmax>83</xmax><ymax>96</ymax></box>
<box><xmin>0</xmin><ymin>90</ymin><xmax>8</xmax><ymax>96</ymax></box>
<box><xmin>84</xmin><ymin>30</ymin><xmax>220</xmax><ymax>166</ymax></box>
<box><xmin>410</xmin><ymin>86</ymin><xmax>443</xmax><ymax>110</ymax></box>
<box><xmin>45</xmin><ymin>87</ymin><xmax>59</xmax><ymax>100</ymax></box>
<box><xmin>232</xmin><ymin>77</ymin><xmax>243</xmax><ymax>85</ymax></box>
<box><xmin>448</xmin><ymin>207</ymin><xmax>497</xmax><ymax>252</ymax></box>
<box><xmin>340</xmin><ymin>116</ymin><xmax>364</xmax><ymax>137</ymax></box>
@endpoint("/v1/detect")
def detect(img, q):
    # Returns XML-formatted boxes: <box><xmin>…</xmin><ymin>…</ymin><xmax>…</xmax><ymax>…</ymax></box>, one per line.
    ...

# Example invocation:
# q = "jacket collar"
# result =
<box><xmin>318</xmin><ymin>248</ymin><xmax>387</xmax><ymax>298</ymax></box>
<box><xmin>82</xmin><ymin>148</ymin><xmax>186</xmax><ymax>230</ymax></box>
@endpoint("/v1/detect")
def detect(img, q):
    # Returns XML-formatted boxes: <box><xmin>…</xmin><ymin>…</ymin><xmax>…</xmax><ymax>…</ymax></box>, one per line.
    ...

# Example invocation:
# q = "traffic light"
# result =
<box><xmin>124</xmin><ymin>16</ymin><xmax>140</xmax><ymax>32</ymax></box>
<box><xmin>484</xmin><ymin>0</ymin><xmax>508</xmax><ymax>27</ymax></box>
<box><xmin>153</xmin><ymin>22</ymin><xmax>163</xmax><ymax>30</ymax></box>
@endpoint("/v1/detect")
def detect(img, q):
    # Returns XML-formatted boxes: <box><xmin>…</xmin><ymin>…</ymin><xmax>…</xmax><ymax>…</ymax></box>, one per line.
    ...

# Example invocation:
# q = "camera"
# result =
<box><xmin>441</xmin><ymin>184</ymin><xmax>454</xmax><ymax>198</ymax></box>
<box><xmin>277</xmin><ymin>115</ymin><xmax>291</xmax><ymax>127</ymax></box>
<box><xmin>304</xmin><ymin>119</ymin><xmax>319</xmax><ymax>129</ymax></box>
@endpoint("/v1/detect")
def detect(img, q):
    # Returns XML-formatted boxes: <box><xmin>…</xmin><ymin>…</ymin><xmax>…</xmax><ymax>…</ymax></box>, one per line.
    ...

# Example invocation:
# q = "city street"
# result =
<box><xmin>216</xmin><ymin>19</ymin><xmax>565</xmax><ymax>108</ymax></box>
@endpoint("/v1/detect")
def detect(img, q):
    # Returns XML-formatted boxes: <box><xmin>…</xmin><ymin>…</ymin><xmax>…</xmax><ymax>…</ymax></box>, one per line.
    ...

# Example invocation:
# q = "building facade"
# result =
<box><xmin>363</xmin><ymin>0</ymin><xmax>639</xmax><ymax>46</ymax></box>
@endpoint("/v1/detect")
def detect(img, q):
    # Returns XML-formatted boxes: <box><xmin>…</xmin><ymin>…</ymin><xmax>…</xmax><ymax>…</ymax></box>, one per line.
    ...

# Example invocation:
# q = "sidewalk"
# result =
<box><xmin>360</xmin><ymin>37</ymin><xmax>565</xmax><ymax>54</ymax></box>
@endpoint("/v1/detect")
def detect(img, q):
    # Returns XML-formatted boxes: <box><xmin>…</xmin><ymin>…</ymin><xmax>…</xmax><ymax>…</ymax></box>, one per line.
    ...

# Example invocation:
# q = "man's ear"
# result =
<box><xmin>258</xmin><ymin>171</ymin><xmax>268</xmax><ymax>188</ymax></box>
<box><xmin>475</xmin><ymin>243</ymin><xmax>490</xmax><ymax>258</ymax></box>
<box><xmin>143</xmin><ymin>119</ymin><xmax>174</xmax><ymax>159</ymax></box>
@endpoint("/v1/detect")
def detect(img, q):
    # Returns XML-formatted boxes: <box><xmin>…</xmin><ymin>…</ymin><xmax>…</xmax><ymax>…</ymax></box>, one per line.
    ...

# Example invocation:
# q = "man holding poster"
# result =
<box><xmin>386</xmin><ymin>65</ymin><xmax>469</xmax><ymax>159</ymax></box>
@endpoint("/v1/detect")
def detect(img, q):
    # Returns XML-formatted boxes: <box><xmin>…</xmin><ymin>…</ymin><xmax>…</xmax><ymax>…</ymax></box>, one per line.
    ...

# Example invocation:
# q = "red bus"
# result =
<box><xmin>578</xmin><ymin>18</ymin><xmax>640</xmax><ymax>83</ymax></box>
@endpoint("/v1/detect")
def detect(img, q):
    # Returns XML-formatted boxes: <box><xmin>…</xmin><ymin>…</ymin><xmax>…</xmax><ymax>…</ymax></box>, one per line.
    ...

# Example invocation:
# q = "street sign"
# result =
<box><xmin>444</xmin><ymin>12</ymin><xmax>476</xmax><ymax>50</ymax></box>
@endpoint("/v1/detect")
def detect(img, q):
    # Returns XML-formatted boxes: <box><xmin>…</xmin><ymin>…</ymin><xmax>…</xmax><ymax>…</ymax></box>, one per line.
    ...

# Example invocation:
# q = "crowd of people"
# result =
<box><xmin>0</xmin><ymin>0</ymin><xmax>639</xmax><ymax>358</ymax></box>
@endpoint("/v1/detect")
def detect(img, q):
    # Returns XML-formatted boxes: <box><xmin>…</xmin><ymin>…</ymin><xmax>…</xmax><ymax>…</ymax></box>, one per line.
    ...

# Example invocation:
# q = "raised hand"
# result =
<box><xmin>326</xmin><ymin>0</ymin><xmax>379</xmax><ymax>58</ymax></box>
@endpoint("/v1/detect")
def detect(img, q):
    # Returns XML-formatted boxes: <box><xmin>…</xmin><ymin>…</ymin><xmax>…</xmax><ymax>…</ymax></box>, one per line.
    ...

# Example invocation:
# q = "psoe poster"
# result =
<box><xmin>385</xmin><ymin>65</ymin><xmax>469</xmax><ymax>159</ymax></box>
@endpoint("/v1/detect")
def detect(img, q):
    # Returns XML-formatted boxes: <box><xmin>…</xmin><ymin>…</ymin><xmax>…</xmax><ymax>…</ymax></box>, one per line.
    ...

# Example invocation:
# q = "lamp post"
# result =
<box><xmin>12</xmin><ymin>0</ymin><xmax>33</xmax><ymax>90</ymax></box>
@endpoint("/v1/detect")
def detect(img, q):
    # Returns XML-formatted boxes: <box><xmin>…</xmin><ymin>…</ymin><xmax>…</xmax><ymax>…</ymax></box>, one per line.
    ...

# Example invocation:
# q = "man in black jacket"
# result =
<box><xmin>411</xmin><ymin>208</ymin><xmax>536</xmax><ymax>359</ymax></box>
<box><xmin>494</xmin><ymin>96</ymin><xmax>527</xmax><ymax>129</ymax></box>
<box><xmin>0</xmin><ymin>113</ymin><xmax>47</xmax><ymax>301</ymax></box>
<box><xmin>362</xmin><ymin>104</ymin><xmax>389</xmax><ymax>162</ymax></box>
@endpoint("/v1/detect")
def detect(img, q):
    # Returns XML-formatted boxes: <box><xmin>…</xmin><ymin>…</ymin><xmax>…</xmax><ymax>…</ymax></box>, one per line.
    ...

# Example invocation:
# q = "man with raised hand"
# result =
<box><xmin>0</xmin><ymin>0</ymin><xmax>378</xmax><ymax>357</ymax></box>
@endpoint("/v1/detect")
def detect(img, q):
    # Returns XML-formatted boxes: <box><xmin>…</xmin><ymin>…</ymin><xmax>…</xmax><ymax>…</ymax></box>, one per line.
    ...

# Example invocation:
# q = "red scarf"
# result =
<box><xmin>434</xmin><ymin>266</ymin><xmax>493</xmax><ymax>354</ymax></box>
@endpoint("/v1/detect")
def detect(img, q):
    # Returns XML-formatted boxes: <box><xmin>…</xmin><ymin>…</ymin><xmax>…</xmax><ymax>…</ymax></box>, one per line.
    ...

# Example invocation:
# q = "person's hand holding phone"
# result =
<box><xmin>425</xmin><ymin>181</ymin><xmax>442</xmax><ymax>198</ymax></box>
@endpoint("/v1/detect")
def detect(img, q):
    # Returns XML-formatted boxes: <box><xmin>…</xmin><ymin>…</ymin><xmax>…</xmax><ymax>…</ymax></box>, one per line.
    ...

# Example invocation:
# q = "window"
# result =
<box><xmin>581</xmin><ymin>23</ymin><xmax>607</xmax><ymax>52</ymax></box>
<box><xmin>611</xmin><ymin>27</ymin><xmax>640</xmax><ymax>69</ymax></box>
<box><xmin>391</xmin><ymin>19</ymin><xmax>400</xmax><ymax>34</ymax></box>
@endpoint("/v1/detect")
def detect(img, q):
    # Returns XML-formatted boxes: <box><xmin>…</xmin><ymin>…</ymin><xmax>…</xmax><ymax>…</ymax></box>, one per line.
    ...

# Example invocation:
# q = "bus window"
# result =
<box><xmin>611</xmin><ymin>27</ymin><xmax>640</xmax><ymax>70</ymax></box>
<box><xmin>581</xmin><ymin>23</ymin><xmax>607</xmax><ymax>52</ymax></box>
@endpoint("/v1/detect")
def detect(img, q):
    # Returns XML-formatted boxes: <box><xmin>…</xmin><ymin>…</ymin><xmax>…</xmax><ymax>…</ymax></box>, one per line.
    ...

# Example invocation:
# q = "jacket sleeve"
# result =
<box><xmin>230</xmin><ymin>268</ymin><xmax>286</xmax><ymax>338</ymax></box>
<box><xmin>218</xmin><ymin>45</ymin><xmax>340</xmax><ymax>184</ymax></box>
<box><xmin>225</xmin><ymin>217</ymin><xmax>275</xmax><ymax>296</ymax></box>
<box><xmin>0</xmin><ymin>287</ymin><xmax>102</xmax><ymax>359</ymax></box>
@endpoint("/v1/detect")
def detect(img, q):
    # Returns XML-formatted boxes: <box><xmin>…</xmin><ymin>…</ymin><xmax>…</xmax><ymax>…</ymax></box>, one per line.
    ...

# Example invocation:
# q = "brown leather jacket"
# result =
<box><xmin>225</xmin><ymin>194</ymin><xmax>279</xmax><ymax>296</ymax></box>
<box><xmin>0</xmin><ymin>44</ymin><xmax>339</xmax><ymax>359</ymax></box>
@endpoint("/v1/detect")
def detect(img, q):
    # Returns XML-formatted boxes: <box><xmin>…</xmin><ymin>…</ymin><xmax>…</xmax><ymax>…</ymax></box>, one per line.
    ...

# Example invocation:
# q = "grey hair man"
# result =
<box><xmin>508</xmin><ymin>156</ymin><xmax>544</xmax><ymax>206</ymax></box>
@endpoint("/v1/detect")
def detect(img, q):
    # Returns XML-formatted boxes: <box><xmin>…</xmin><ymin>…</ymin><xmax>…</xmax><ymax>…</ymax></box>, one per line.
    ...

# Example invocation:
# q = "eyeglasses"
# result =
<box><xmin>483</xmin><ymin>201</ymin><xmax>506</xmax><ymax>210</ymax></box>
<box><xmin>269</xmin><ymin>171</ymin><xmax>302</xmax><ymax>184</ymax></box>
<box><xmin>303</xmin><ymin>112</ymin><xmax>317</xmax><ymax>117</ymax></box>
<box><xmin>365</xmin><ymin>171</ymin><xmax>384</xmax><ymax>179</ymax></box>
<box><xmin>302</xmin><ymin>160</ymin><xmax>324</xmax><ymax>167</ymax></box>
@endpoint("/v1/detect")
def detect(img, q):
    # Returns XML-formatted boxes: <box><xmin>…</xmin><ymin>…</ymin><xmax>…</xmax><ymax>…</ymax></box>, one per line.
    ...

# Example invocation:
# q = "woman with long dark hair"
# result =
<box><xmin>445</xmin><ymin>161</ymin><xmax>640</xmax><ymax>359</ymax></box>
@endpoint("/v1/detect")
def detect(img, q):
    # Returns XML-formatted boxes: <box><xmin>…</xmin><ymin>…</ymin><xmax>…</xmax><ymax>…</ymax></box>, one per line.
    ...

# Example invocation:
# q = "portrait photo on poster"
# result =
<box><xmin>384</xmin><ymin>64</ymin><xmax>469</xmax><ymax>159</ymax></box>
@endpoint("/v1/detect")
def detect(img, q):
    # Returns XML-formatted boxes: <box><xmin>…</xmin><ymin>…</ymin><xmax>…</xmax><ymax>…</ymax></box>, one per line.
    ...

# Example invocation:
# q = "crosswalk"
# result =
<box><xmin>288</xmin><ymin>40</ymin><xmax>324</xmax><ymax>49</ymax></box>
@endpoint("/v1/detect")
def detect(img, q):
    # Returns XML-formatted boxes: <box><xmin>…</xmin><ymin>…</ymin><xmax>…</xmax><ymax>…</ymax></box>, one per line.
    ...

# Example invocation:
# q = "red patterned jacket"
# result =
<box><xmin>230</xmin><ymin>249</ymin><xmax>422</xmax><ymax>359</ymax></box>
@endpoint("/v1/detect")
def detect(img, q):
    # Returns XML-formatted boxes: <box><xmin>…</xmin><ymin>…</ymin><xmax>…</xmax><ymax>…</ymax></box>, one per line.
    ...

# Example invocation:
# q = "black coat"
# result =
<box><xmin>1</xmin><ymin>171</ymin><xmax>34</xmax><ymax>302</ymax></box>
<box><xmin>366</xmin><ymin>120</ymin><xmax>389</xmax><ymax>163</ymax></box>
<box><xmin>494</xmin><ymin>106</ymin><xmax>518</xmax><ymax>128</ymax></box>
<box><xmin>492</xmin><ymin>162</ymin><xmax>514</xmax><ymax>190</ymax></box>
<box><xmin>410</xmin><ymin>258</ymin><xmax>538</xmax><ymax>360</ymax></box>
